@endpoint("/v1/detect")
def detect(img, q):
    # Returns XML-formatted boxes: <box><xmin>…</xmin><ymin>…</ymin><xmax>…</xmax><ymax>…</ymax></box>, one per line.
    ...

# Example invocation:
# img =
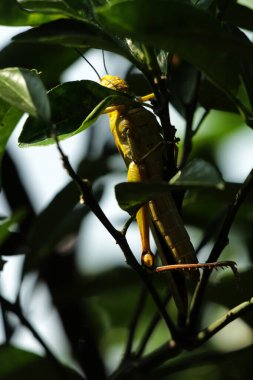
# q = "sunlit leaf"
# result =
<box><xmin>0</xmin><ymin>0</ymin><xmax>61</xmax><ymax>26</ymax></box>
<box><xmin>18</xmin><ymin>80</ymin><xmax>134</xmax><ymax>146</ymax></box>
<box><xmin>18</xmin><ymin>0</ymin><xmax>93</xmax><ymax>21</ymax></box>
<box><xmin>0</xmin><ymin>68</ymin><xmax>50</xmax><ymax>122</ymax></box>
<box><xmin>0</xmin><ymin>210</ymin><xmax>26</xmax><ymax>246</ymax></box>
<box><xmin>0</xmin><ymin>100</ymin><xmax>23</xmax><ymax>187</ymax></box>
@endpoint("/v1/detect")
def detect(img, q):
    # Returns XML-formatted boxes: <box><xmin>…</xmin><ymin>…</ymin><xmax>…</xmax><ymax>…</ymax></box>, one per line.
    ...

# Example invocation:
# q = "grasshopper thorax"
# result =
<box><xmin>100</xmin><ymin>75</ymin><xmax>129</xmax><ymax>92</ymax></box>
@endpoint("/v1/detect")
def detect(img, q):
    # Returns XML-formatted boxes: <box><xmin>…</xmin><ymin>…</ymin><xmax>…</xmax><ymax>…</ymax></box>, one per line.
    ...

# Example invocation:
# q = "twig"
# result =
<box><xmin>136</xmin><ymin>291</ymin><xmax>171</xmax><ymax>357</ymax></box>
<box><xmin>123</xmin><ymin>287</ymin><xmax>148</xmax><ymax>359</ymax></box>
<box><xmin>121</xmin><ymin>214</ymin><xmax>136</xmax><ymax>236</ymax></box>
<box><xmin>192</xmin><ymin>109</ymin><xmax>209</xmax><ymax>137</ymax></box>
<box><xmin>145</xmin><ymin>56</ymin><xmax>178</xmax><ymax>179</ymax></box>
<box><xmin>0</xmin><ymin>295</ymin><xmax>61</xmax><ymax>369</ymax></box>
<box><xmin>152</xmin><ymin>343</ymin><xmax>253</xmax><ymax>377</ymax></box>
<box><xmin>51</xmin><ymin>128</ymin><xmax>177</xmax><ymax>338</ymax></box>
<box><xmin>195</xmin><ymin>297</ymin><xmax>253</xmax><ymax>346</ymax></box>
<box><xmin>179</xmin><ymin>71</ymin><xmax>201</xmax><ymax>169</ymax></box>
<box><xmin>189</xmin><ymin>168</ymin><xmax>253</xmax><ymax>329</ymax></box>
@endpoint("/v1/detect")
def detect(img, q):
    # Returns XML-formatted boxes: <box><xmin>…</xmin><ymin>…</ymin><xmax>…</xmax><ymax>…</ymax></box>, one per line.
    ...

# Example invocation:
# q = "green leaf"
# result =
<box><xmin>23</xmin><ymin>154</ymin><xmax>109</xmax><ymax>272</ymax></box>
<box><xmin>18</xmin><ymin>0</ymin><xmax>93</xmax><ymax>21</ymax></box>
<box><xmin>95</xmin><ymin>0</ymin><xmax>253</xmax><ymax>124</ymax></box>
<box><xmin>170</xmin><ymin>60</ymin><xmax>200</xmax><ymax>117</ymax></box>
<box><xmin>23</xmin><ymin>181</ymin><xmax>83</xmax><ymax>272</ymax></box>
<box><xmin>206</xmin><ymin>268</ymin><xmax>253</xmax><ymax>329</ymax></box>
<box><xmin>183</xmin><ymin>181</ymin><xmax>253</xmax><ymax>230</ymax></box>
<box><xmin>0</xmin><ymin>344</ymin><xmax>83</xmax><ymax>380</ymax></box>
<box><xmin>199</xmin><ymin>78</ymin><xmax>238</xmax><ymax>113</ymax></box>
<box><xmin>0</xmin><ymin>0</ymin><xmax>62</xmax><ymax>26</ymax></box>
<box><xmin>115</xmin><ymin>181</ymin><xmax>170</xmax><ymax>214</ymax></box>
<box><xmin>18</xmin><ymin>80</ymin><xmax>134</xmax><ymax>146</ymax></box>
<box><xmin>0</xmin><ymin>68</ymin><xmax>50</xmax><ymax>123</ymax></box>
<box><xmin>170</xmin><ymin>159</ymin><xmax>225</xmax><ymax>190</ymax></box>
<box><xmin>0</xmin><ymin>100</ymin><xmax>23</xmax><ymax>187</ymax></box>
<box><xmin>13</xmin><ymin>18</ymin><xmax>125</xmax><ymax>55</ymax></box>
<box><xmin>224</xmin><ymin>2</ymin><xmax>253</xmax><ymax>31</ymax></box>
<box><xmin>115</xmin><ymin>159</ymin><xmax>224</xmax><ymax>213</ymax></box>
<box><xmin>0</xmin><ymin>41</ymin><xmax>84</xmax><ymax>89</ymax></box>
<box><xmin>0</xmin><ymin>257</ymin><xmax>6</xmax><ymax>271</ymax></box>
<box><xmin>0</xmin><ymin>210</ymin><xmax>26</xmax><ymax>246</ymax></box>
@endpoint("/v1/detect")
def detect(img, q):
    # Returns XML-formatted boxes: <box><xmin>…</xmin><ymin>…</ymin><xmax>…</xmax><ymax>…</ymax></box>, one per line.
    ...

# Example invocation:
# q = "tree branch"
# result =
<box><xmin>189</xmin><ymin>168</ymin><xmax>253</xmax><ymax>329</ymax></box>
<box><xmin>0</xmin><ymin>295</ymin><xmax>61</xmax><ymax>370</ymax></box>
<box><xmin>195</xmin><ymin>296</ymin><xmax>253</xmax><ymax>346</ymax></box>
<box><xmin>136</xmin><ymin>291</ymin><xmax>171</xmax><ymax>357</ymax></box>
<box><xmin>123</xmin><ymin>287</ymin><xmax>148</xmax><ymax>359</ymax></box>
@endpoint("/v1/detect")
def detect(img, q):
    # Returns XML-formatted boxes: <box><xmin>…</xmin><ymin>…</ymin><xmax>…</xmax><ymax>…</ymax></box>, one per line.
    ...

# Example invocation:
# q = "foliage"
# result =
<box><xmin>0</xmin><ymin>0</ymin><xmax>253</xmax><ymax>379</ymax></box>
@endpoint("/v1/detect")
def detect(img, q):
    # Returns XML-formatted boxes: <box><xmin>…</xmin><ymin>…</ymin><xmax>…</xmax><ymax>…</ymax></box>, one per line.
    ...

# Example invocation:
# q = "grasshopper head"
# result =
<box><xmin>100</xmin><ymin>75</ymin><xmax>128</xmax><ymax>92</ymax></box>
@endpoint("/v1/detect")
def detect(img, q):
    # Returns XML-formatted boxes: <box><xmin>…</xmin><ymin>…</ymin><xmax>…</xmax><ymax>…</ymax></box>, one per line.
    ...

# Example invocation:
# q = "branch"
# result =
<box><xmin>136</xmin><ymin>291</ymin><xmax>171</xmax><ymax>357</ymax></box>
<box><xmin>0</xmin><ymin>296</ymin><xmax>61</xmax><ymax>370</ymax></box>
<box><xmin>189</xmin><ymin>168</ymin><xmax>253</xmax><ymax>329</ymax></box>
<box><xmin>195</xmin><ymin>297</ymin><xmax>253</xmax><ymax>346</ymax></box>
<box><xmin>123</xmin><ymin>287</ymin><xmax>148</xmax><ymax>359</ymax></box>
<box><xmin>152</xmin><ymin>343</ymin><xmax>253</xmax><ymax>377</ymax></box>
<box><xmin>179</xmin><ymin>71</ymin><xmax>201</xmax><ymax>169</ymax></box>
<box><xmin>52</xmin><ymin>129</ymin><xmax>177</xmax><ymax>338</ymax></box>
<box><xmin>114</xmin><ymin>296</ymin><xmax>253</xmax><ymax>379</ymax></box>
<box><xmin>192</xmin><ymin>109</ymin><xmax>209</xmax><ymax>137</ymax></box>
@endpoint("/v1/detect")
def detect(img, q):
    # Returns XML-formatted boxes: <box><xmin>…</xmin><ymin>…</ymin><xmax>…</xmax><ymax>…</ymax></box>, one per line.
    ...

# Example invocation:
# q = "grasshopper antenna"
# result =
<box><xmin>102</xmin><ymin>50</ymin><xmax>109</xmax><ymax>75</ymax></box>
<box><xmin>75</xmin><ymin>48</ymin><xmax>101</xmax><ymax>80</ymax></box>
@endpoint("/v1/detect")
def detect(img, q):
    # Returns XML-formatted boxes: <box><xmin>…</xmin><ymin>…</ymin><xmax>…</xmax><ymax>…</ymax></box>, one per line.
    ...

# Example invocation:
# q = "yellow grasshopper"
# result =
<box><xmin>99</xmin><ymin>74</ymin><xmax>236</xmax><ymax>315</ymax></box>
<box><xmin>100</xmin><ymin>75</ymin><xmax>200</xmax><ymax>314</ymax></box>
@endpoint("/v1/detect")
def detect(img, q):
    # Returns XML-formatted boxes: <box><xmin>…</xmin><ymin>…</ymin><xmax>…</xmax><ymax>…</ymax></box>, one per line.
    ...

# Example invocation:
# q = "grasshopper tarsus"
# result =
<box><xmin>142</xmin><ymin>251</ymin><xmax>156</xmax><ymax>269</ymax></box>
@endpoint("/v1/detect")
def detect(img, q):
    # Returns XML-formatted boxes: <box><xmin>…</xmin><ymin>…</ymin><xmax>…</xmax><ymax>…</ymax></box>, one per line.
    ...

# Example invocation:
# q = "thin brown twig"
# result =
<box><xmin>192</xmin><ymin>109</ymin><xmax>209</xmax><ymax>137</ymax></box>
<box><xmin>0</xmin><ymin>296</ymin><xmax>62</xmax><ymax>371</ymax></box>
<box><xmin>121</xmin><ymin>214</ymin><xmax>136</xmax><ymax>236</ymax></box>
<box><xmin>123</xmin><ymin>287</ymin><xmax>148</xmax><ymax>359</ymax></box>
<box><xmin>136</xmin><ymin>291</ymin><xmax>172</xmax><ymax>357</ymax></box>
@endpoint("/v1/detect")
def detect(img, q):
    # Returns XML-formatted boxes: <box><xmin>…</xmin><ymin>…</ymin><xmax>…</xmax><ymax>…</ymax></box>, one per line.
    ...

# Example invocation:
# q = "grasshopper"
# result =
<box><xmin>100</xmin><ymin>74</ymin><xmax>236</xmax><ymax>315</ymax></box>
<box><xmin>100</xmin><ymin>75</ymin><xmax>199</xmax><ymax>314</ymax></box>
